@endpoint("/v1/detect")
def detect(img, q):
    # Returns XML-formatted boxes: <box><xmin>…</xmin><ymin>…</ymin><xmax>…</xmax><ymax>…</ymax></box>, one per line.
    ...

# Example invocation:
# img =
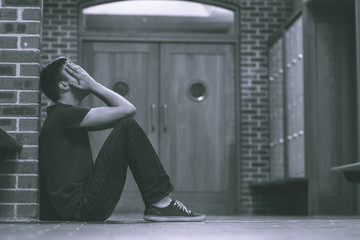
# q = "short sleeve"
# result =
<box><xmin>56</xmin><ymin>106</ymin><xmax>90</xmax><ymax>128</ymax></box>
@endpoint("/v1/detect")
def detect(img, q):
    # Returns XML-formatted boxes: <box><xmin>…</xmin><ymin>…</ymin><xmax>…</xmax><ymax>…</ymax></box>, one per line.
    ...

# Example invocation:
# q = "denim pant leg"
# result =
<box><xmin>78</xmin><ymin>118</ymin><xmax>174</xmax><ymax>221</ymax></box>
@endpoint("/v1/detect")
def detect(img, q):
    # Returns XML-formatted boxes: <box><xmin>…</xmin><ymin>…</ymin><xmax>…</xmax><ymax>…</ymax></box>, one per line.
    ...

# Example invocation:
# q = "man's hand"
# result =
<box><xmin>65</xmin><ymin>62</ymin><xmax>99</xmax><ymax>93</ymax></box>
<box><xmin>64</xmin><ymin>62</ymin><xmax>137</xmax><ymax>129</ymax></box>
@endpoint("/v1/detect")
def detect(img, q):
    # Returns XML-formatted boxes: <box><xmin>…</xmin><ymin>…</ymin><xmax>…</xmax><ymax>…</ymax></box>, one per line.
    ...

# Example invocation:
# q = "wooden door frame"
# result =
<box><xmin>303</xmin><ymin>0</ymin><xmax>358</xmax><ymax>215</ymax></box>
<box><xmin>78</xmin><ymin>0</ymin><xmax>242</xmax><ymax>214</ymax></box>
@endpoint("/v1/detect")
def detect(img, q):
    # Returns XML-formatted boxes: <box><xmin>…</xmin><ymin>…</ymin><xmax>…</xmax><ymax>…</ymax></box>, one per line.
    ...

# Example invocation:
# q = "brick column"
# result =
<box><xmin>238</xmin><ymin>0</ymin><xmax>292</xmax><ymax>214</ymax></box>
<box><xmin>0</xmin><ymin>0</ymin><xmax>42</xmax><ymax>220</ymax></box>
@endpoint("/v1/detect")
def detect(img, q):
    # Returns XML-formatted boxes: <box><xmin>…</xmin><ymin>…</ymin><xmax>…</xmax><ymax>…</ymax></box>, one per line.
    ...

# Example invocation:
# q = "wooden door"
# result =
<box><xmin>160</xmin><ymin>44</ymin><xmax>236</xmax><ymax>214</ymax></box>
<box><xmin>81</xmin><ymin>42</ymin><xmax>236</xmax><ymax>215</ymax></box>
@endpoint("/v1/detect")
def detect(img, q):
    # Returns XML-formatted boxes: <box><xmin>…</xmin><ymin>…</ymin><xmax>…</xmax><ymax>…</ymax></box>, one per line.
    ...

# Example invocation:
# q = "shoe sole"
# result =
<box><xmin>143</xmin><ymin>214</ymin><xmax>206</xmax><ymax>222</ymax></box>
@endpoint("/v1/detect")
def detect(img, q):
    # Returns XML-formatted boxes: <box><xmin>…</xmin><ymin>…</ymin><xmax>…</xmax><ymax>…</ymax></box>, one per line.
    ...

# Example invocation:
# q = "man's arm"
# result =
<box><xmin>65</xmin><ymin>63</ymin><xmax>137</xmax><ymax>129</ymax></box>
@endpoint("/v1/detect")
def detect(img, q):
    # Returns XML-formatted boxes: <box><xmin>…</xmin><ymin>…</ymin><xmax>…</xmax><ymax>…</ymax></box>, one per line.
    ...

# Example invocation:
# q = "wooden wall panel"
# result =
<box><xmin>315</xmin><ymin>20</ymin><xmax>340</xmax><ymax>196</ymax></box>
<box><xmin>269</xmin><ymin>38</ymin><xmax>285</xmax><ymax>180</ymax></box>
<box><xmin>285</xmin><ymin>16</ymin><xmax>305</xmax><ymax>178</ymax></box>
<box><xmin>304</xmin><ymin>3</ymin><xmax>357</xmax><ymax>214</ymax></box>
<box><xmin>356</xmin><ymin>0</ymin><xmax>360</xmax><ymax>163</ymax></box>
<box><xmin>356</xmin><ymin>0</ymin><xmax>360</xmax><ymax>215</ymax></box>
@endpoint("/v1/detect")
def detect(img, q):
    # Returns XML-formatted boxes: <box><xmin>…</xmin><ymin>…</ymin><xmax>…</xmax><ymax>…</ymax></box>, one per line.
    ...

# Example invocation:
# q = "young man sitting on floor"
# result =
<box><xmin>39</xmin><ymin>57</ymin><xmax>205</xmax><ymax>222</ymax></box>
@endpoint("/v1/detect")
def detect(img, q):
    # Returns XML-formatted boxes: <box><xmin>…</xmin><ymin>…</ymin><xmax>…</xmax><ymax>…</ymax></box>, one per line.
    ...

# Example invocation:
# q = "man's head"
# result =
<box><xmin>40</xmin><ymin>57</ymin><xmax>69</xmax><ymax>102</ymax></box>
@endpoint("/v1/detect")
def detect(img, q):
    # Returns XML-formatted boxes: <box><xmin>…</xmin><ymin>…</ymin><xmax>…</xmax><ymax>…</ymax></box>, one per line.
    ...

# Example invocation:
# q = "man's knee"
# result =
<box><xmin>117</xmin><ymin>117</ymin><xmax>137</xmax><ymax>125</ymax></box>
<box><xmin>114</xmin><ymin>118</ymin><xmax>139</xmax><ymax>130</ymax></box>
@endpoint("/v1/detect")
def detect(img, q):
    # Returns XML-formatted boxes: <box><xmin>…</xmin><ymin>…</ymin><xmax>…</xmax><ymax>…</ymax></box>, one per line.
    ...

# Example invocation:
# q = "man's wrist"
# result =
<box><xmin>89</xmin><ymin>82</ymin><xmax>103</xmax><ymax>92</ymax></box>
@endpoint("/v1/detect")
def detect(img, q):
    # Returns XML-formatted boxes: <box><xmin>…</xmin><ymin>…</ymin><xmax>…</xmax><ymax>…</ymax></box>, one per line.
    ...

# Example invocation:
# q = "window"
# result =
<box><xmin>81</xmin><ymin>0</ymin><xmax>235</xmax><ymax>35</ymax></box>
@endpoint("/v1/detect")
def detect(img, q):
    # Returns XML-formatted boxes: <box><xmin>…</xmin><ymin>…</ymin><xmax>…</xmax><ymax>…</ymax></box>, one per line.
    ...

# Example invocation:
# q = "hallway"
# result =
<box><xmin>1</xmin><ymin>215</ymin><xmax>360</xmax><ymax>240</ymax></box>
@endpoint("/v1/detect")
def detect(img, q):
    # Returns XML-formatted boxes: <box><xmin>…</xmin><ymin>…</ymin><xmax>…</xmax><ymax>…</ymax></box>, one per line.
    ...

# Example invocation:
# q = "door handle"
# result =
<box><xmin>151</xmin><ymin>104</ymin><xmax>156</xmax><ymax>131</ymax></box>
<box><xmin>163</xmin><ymin>104</ymin><xmax>168</xmax><ymax>131</ymax></box>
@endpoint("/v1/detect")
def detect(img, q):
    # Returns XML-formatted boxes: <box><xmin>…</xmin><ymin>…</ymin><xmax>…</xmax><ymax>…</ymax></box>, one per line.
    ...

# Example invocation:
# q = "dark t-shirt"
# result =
<box><xmin>39</xmin><ymin>103</ymin><xmax>92</xmax><ymax>220</ymax></box>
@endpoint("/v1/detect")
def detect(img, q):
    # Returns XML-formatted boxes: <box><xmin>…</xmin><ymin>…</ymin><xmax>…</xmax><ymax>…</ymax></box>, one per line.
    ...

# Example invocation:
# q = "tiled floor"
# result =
<box><xmin>1</xmin><ymin>215</ymin><xmax>360</xmax><ymax>240</ymax></box>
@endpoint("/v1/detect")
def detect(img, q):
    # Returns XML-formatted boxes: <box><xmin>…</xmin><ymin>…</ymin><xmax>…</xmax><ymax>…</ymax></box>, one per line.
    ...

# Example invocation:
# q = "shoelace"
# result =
<box><xmin>174</xmin><ymin>200</ymin><xmax>192</xmax><ymax>214</ymax></box>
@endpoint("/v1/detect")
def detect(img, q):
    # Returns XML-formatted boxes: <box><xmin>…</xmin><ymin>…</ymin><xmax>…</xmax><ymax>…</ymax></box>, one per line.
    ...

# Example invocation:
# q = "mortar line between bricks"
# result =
<box><xmin>0</xmin><ymin>7</ymin><xmax>41</xmax><ymax>10</ymax></box>
<box><xmin>19</xmin><ymin>90</ymin><xmax>40</xmax><ymax>92</ymax></box>
<box><xmin>17</xmin><ymin>8</ymin><xmax>22</xmax><ymax>21</ymax></box>
<box><xmin>14</xmin><ymin>203</ymin><xmax>39</xmax><ymax>206</ymax></box>
<box><xmin>6</xmin><ymin>131</ymin><xmax>39</xmax><ymax>133</ymax></box>
<box><xmin>0</xmin><ymin>88</ymin><xmax>39</xmax><ymax>90</ymax></box>
<box><xmin>0</xmin><ymin>76</ymin><xmax>39</xmax><ymax>79</ymax></box>
<box><xmin>1</xmin><ymin>63</ymin><xmax>41</xmax><ymax>65</ymax></box>
<box><xmin>15</xmin><ymin>173</ymin><xmax>18</xmax><ymax>188</ymax></box>
<box><xmin>17</xmin><ymin>37</ymin><xmax>21</xmax><ymax>49</ymax></box>
<box><xmin>15</xmin><ymin>63</ymin><xmax>20</xmax><ymax>76</ymax></box>
<box><xmin>0</xmin><ymin>34</ymin><xmax>40</xmax><ymax>37</ymax></box>
<box><xmin>17</xmin><ymin>187</ymin><xmax>38</xmax><ymax>191</ymax></box>
<box><xmin>0</xmin><ymin>174</ymin><xmax>38</xmax><ymax>177</ymax></box>
<box><xmin>0</xmin><ymin>49</ymin><xmax>41</xmax><ymax>51</ymax></box>
<box><xmin>0</xmin><ymin>90</ymin><xmax>40</xmax><ymax>93</ymax></box>
<box><xmin>0</xmin><ymin>48</ymin><xmax>40</xmax><ymax>51</ymax></box>
<box><xmin>16</xmin><ymin>92</ymin><xmax>20</xmax><ymax>105</ymax></box>
<box><xmin>0</xmin><ymin>188</ymin><xmax>37</xmax><ymax>191</ymax></box>
<box><xmin>0</xmin><ymin>89</ymin><xmax>17</xmax><ymax>92</ymax></box>
<box><xmin>16</xmin><ymin>160</ymin><xmax>39</xmax><ymax>162</ymax></box>
<box><xmin>2</xmin><ymin>159</ymin><xmax>38</xmax><ymax>163</ymax></box>
<box><xmin>17</xmin><ymin>159</ymin><xmax>38</xmax><ymax>162</ymax></box>
<box><xmin>0</xmin><ymin>103</ymin><xmax>39</xmax><ymax>106</ymax></box>
<box><xmin>0</xmin><ymin>117</ymin><xmax>38</xmax><ymax>119</ymax></box>
<box><xmin>0</xmin><ymin>20</ymin><xmax>40</xmax><ymax>23</ymax></box>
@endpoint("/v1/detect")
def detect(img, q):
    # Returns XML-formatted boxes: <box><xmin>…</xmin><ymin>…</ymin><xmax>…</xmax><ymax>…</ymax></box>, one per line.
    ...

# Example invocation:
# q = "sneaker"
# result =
<box><xmin>143</xmin><ymin>200</ymin><xmax>206</xmax><ymax>222</ymax></box>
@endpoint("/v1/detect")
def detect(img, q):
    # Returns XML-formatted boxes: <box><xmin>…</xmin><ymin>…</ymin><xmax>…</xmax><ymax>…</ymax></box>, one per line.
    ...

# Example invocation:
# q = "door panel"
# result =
<box><xmin>82</xmin><ymin>42</ymin><xmax>159</xmax><ymax>194</ymax></box>
<box><xmin>160</xmin><ymin>44</ymin><xmax>236</xmax><ymax>213</ymax></box>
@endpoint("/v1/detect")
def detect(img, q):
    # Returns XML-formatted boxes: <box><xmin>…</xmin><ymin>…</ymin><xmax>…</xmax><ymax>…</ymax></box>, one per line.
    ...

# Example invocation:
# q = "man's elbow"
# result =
<box><xmin>128</xmin><ymin>106</ymin><xmax>137</xmax><ymax>117</ymax></box>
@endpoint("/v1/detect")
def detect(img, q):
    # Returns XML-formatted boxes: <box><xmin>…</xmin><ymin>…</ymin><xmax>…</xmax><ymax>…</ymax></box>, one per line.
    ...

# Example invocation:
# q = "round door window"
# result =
<box><xmin>187</xmin><ymin>80</ymin><xmax>208</xmax><ymax>102</ymax></box>
<box><xmin>112</xmin><ymin>81</ymin><xmax>129</xmax><ymax>96</ymax></box>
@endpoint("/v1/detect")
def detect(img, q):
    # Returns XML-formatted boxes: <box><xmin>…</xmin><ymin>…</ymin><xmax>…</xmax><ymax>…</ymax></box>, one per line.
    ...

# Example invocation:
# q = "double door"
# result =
<box><xmin>81</xmin><ymin>42</ymin><xmax>236</xmax><ymax>214</ymax></box>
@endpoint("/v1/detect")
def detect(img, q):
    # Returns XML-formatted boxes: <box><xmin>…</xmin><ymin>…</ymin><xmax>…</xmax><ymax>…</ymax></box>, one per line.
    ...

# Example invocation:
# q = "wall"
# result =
<box><xmin>0</xmin><ymin>0</ymin><xmax>42</xmax><ymax>219</ymax></box>
<box><xmin>40</xmin><ymin>0</ymin><xmax>292</xmax><ymax>215</ymax></box>
<box><xmin>236</xmin><ymin>0</ymin><xmax>292</xmax><ymax>213</ymax></box>
<box><xmin>41</xmin><ymin>0</ymin><xmax>78</xmax><ymax>119</ymax></box>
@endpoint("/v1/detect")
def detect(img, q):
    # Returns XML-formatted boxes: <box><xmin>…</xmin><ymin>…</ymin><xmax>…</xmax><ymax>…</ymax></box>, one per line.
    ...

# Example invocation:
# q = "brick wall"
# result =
<box><xmin>40</xmin><ymin>0</ymin><xmax>292</xmax><ymax>215</ymax></box>
<box><xmin>40</xmin><ymin>0</ymin><xmax>78</xmax><ymax>119</ymax></box>
<box><xmin>0</xmin><ymin>0</ymin><xmax>42</xmax><ymax>219</ymax></box>
<box><xmin>237</xmin><ymin>0</ymin><xmax>292</xmax><ymax>214</ymax></box>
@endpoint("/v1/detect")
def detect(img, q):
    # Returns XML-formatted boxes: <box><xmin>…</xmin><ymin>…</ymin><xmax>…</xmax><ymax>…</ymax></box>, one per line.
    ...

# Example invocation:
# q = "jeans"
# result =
<box><xmin>74</xmin><ymin>118</ymin><xmax>174</xmax><ymax>221</ymax></box>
